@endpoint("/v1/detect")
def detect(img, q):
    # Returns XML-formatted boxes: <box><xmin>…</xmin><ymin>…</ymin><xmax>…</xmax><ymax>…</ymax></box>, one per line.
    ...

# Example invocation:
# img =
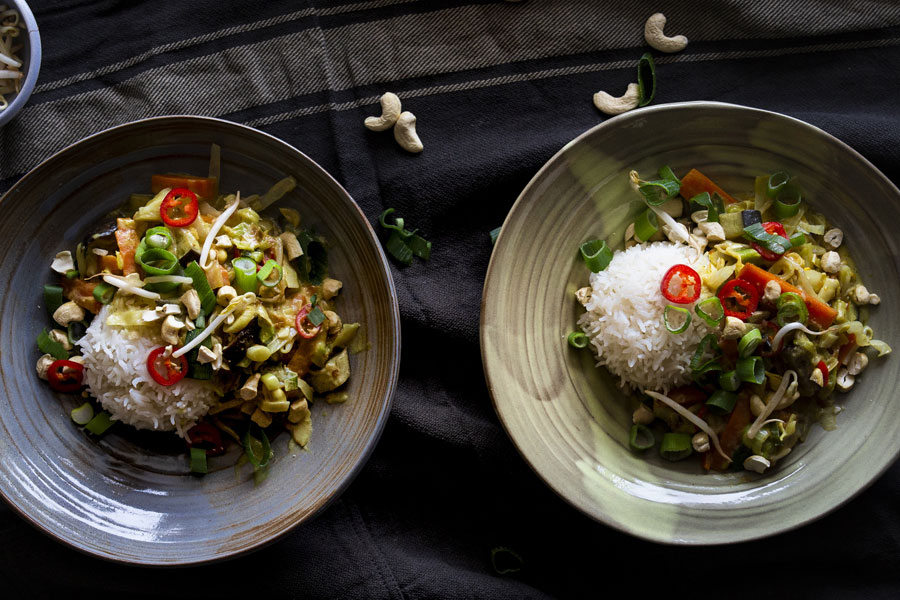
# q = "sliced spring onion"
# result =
<box><xmin>629</xmin><ymin>424</ymin><xmax>655</xmax><ymax>451</ymax></box>
<box><xmin>736</xmin><ymin>356</ymin><xmax>765</xmax><ymax>384</ymax></box>
<box><xmin>776</xmin><ymin>291</ymin><xmax>808</xmax><ymax>327</ymax></box>
<box><xmin>644</xmin><ymin>390</ymin><xmax>731</xmax><ymax>464</ymax></box>
<box><xmin>232</xmin><ymin>257</ymin><xmax>258</xmax><ymax>294</ymax></box>
<box><xmin>489</xmin><ymin>226</ymin><xmax>501</xmax><ymax>245</ymax></box>
<box><xmin>706</xmin><ymin>390</ymin><xmax>738</xmax><ymax>415</ymax></box>
<box><xmin>406</xmin><ymin>234</ymin><xmax>432</xmax><ymax>260</ymax></box>
<box><xmin>742</xmin><ymin>222</ymin><xmax>791</xmax><ymax>255</ymax></box>
<box><xmin>774</xmin><ymin>183</ymin><xmax>802</xmax><ymax>219</ymax></box>
<box><xmin>490</xmin><ymin>547</ymin><xmax>524</xmax><ymax>575</ymax></box>
<box><xmin>658</xmin><ymin>165</ymin><xmax>680</xmax><ymax>184</ymax></box>
<box><xmin>44</xmin><ymin>284</ymin><xmax>64</xmax><ymax>317</ymax></box>
<box><xmin>747</xmin><ymin>370</ymin><xmax>797</xmax><ymax>439</ymax></box>
<box><xmin>385</xmin><ymin>230</ymin><xmax>414</xmax><ymax>265</ymax></box>
<box><xmin>185</xmin><ymin>261</ymin><xmax>216</xmax><ymax>316</ymax></box>
<box><xmin>257</xmin><ymin>259</ymin><xmax>283</xmax><ymax>288</ymax></box>
<box><xmin>766</xmin><ymin>171</ymin><xmax>790</xmax><ymax>197</ymax></box>
<box><xmin>633</xmin><ymin>208</ymin><xmax>659</xmax><ymax>241</ymax></box>
<box><xmin>789</xmin><ymin>232</ymin><xmax>807</xmax><ymax>247</ymax></box>
<box><xmin>137</xmin><ymin>247</ymin><xmax>179</xmax><ymax>276</ymax></box>
<box><xmin>771</xmin><ymin>321</ymin><xmax>834</xmax><ymax>351</ymax></box>
<box><xmin>689</xmin><ymin>192</ymin><xmax>724</xmax><ymax>223</ymax></box>
<box><xmin>70</xmin><ymin>402</ymin><xmax>95</xmax><ymax>426</ymax></box>
<box><xmin>199</xmin><ymin>193</ymin><xmax>241</xmax><ymax>269</ymax></box>
<box><xmin>690</xmin><ymin>334</ymin><xmax>721</xmax><ymax>371</ymax></box>
<box><xmin>102</xmin><ymin>274</ymin><xmax>161</xmax><ymax>300</ymax></box>
<box><xmin>37</xmin><ymin>329</ymin><xmax>68</xmax><ymax>360</ymax></box>
<box><xmin>659</xmin><ymin>432</ymin><xmax>692</xmax><ymax>461</ymax></box>
<box><xmin>84</xmin><ymin>411</ymin><xmax>114</xmax><ymax>435</ymax></box>
<box><xmin>636</xmin><ymin>52</ymin><xmax>656</xmax><ymax>107</ymax></box>
<box><xmin>92</xmin><ymin>282</ymin><xmax>116</xmax><ymax>305</ymax></box>
<box><xmin>738</xmin><ymin>328</ymin><xmax>762</xmax><ymax>358</ymax></box>
<box><xmin>242</xmin><ymin>426</ymin><xmax>272</xmax><ymax>469</ymax></box>
<box><xmin>67</xmin><ymin>321</ymin><xmax>87</xmax><ymax>346</ymax></box>
<box><xmin>718</xmin><ymin>369</ymin><xmax>741</xmax><ymax>392</ymax></box>
<box><xmin>694</xmin><ymin>297</ymin><xmax>724</xmax><ymax>326</ymax></box>
<box><xmin>65</xmin><ymin>269</ymin><xmax>80</xmax><ymax>279</ymax></box>
<box><xmin>379</xmin><ymin>208</ymin><xmax>431</xmax><ymax>265</ymax></box>
<box><xmin>190</xmin><ymin>447</ymin><xmax>208</xmax><ymax>474</ymax></box>
<box><xmin>638</xmin><ymin>178</ymin><xmax>680</xmax><ymax>207</ymax></box>
<box><xmin>144</xmin><ymin>225</ymin><xmax>174</xmax><ymax>250</ymax></box>
<box><xmin>567</xmin><ymin>331</ymin><xmax>589</xmax><ymax>348</ymax></box>
<box><xmin>307</xmin><ymin>305</ymin><xmax>326</xmax><ymax>327</ymax></box>
<box><xmin>663</xmin><ymin>304</ymin><xmax>691</xmax><ymax>334</ymax></box>
<box><xmin>579</xmin><ymin>239</ymin><xmax>612</xmax><ymax>272</ymax></box>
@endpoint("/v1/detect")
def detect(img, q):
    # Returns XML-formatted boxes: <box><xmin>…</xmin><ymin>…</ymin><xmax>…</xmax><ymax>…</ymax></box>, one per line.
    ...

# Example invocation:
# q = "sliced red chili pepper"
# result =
<box><xmin>159</xmin><ymin>187</ymin><xmax>199</xmax><ymax>227</ymax></box>
<box><xmin>295</xmin><ymin>304</ymin><xmax>321</xmax><ymax>339</ymax></box>
<box><xmin>147</xmin><ymin>346</ymin><xmax>188</xmax><ymax>386</ymax></box>
<box><xmin>47</xmin><ymin>359</ymin><xmax>84</xmax><ymax>393</ymax></box>
<box><xmin>660</xmin><ymin>264</ymin><xmax>701</xmax><ymax>304</ymax></box>
<box><xmin>817</xmin><ymin>360</ymin><xmax>829</xmax><ymax>387</ymax></box>
<box><xmin>717</xmin><ymin>278</ymin><xmax>759</xmax><ymax>320</ymax></box>
<box><xmin>186</xmin><ymin>422</ymin><xmax>226</xmax><ymax>456</ymax></box>
<box><xmin>751</xmin><ymin>221</ymin><xmax>788</xmax><ymax>261</ymax></box>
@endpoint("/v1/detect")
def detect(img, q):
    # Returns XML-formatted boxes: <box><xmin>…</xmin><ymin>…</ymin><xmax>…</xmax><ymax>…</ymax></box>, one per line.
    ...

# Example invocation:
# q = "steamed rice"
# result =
<box><xmin>577</xmin><ymin>241</ymin><xmax>711</xmax><ymax>392</ymax></box>
<box><xmin>77</xmin><ymin>305</ymin><xmax>219</xmax><ymax>437</ymax></box>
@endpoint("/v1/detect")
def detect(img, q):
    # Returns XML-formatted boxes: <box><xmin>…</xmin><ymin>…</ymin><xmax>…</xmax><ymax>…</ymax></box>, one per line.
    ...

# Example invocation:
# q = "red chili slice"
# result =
<box><xmin>160</xmin><ymin>187</ymin><xmax>199</xmax><ymax>227</ymax></box>
<box><xmin>751</xmin><ymin>221</ymin><xmax>788</xmax><ymax>261</ymax></box>
<box><xmin>817</xmin><ymin>360</ymin><xmax>829</xmax><ymax>387</ymax></box>
<box><xmin>47</xmin><ymin>360</ymin><xmax>84</xmax><ymax>393</ymax></box>
<box><xmin>660</xmin><ymin>264</ymin><xmax>701</xmax><ymax>304</ymax></box>
<box><xmin>295</xmin><ymin>304</ymin><xmax>321</xmax><ymax>339</ymax></box>
<box><xmin>186</xmin><ymin>422</ymin><xmax>226</xmax><ymax>456</ymax></box>
<box><xmin>147</xmin><ymin>346</ymin><xmax>188</xmax><ymax>386</ymax></box>
<box><xmin>717</xmin><ymin>278</ymin><xmax>759</xmax><ymax>320</ymax></box>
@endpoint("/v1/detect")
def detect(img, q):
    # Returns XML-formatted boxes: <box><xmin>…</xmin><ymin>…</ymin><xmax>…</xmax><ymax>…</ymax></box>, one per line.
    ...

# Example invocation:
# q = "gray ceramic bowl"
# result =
<box><xmin>481</xmin><ymin>101</ymin><xmax>900</xmax><ymax>544</ymax></box>
<box><xmin>0</xmin><ymin>0</ymin><xmax>41</xmax><ymax>126</ymax></box>
<box><xmin>0</xmin><ymin>116</ymin><xmax>400</xmax><ymax>564</ymax></box>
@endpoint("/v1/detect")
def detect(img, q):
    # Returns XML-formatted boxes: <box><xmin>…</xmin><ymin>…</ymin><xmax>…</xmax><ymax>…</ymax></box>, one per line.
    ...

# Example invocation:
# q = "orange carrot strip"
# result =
<box><xmin>738</xmin><ymin>263</ymin><xmax>837</xmax><ymax>329</ymax></box>
<box><xmin>708</xmin><ymin>395</ymin><xmax>752</xmax><ymax>471</ymax></box>
<box><xmin>678</xmin><ymin>168</ymin><xmax>739</xmax><ymax>205</ymax></box>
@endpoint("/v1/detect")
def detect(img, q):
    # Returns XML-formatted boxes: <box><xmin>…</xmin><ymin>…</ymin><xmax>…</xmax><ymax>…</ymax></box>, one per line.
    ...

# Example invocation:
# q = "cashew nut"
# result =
<box><xmin>280</xmin><ymin>232</ymin><xmax>303</xmax><ymax>261</ymax></box>
<box><xmin>322</xmin><ymin>277</ymin><xmax>343</xmax><ymax>300</ymax></box>
<box><xmin>323</xmin><ymin>310</ymin><xmax>342</xmax><ymax>335</ymax></box>
<box><xmin>197</xmin><ymin>345</ymin><xmax>217</xmax><ymax>364</ymax></box>
<box><xmin>847</xmin><ymin>352</ymin><xmax>869</xmax><ymax>376</ymax></box>
<box><xmin>161</xmin><ymin>315</ymin><xmax>185</xmax><ymax>345</ymax></box>
<box><xmin>217</xmin><ymin>285</ymin><xmax>237</xmax><ymax>306</ymax></box>
<box><xmin>743</xmin><ymin>454</ymin><xmax>771</xmax><ymax>474</ymax></box>
<box><xmin>52</xmin><ymin>301</ymin><xmax>85</xmax><ymax>327</ymax></box>
<box><xmin>593</xmin><ymin>83</ymin><xmax>640</xmax><ymax>115</ymax></box>
<box><xmin>180</xmin><ymin>289</ymin><xmax>202</xmax><ymax>320</ymax></box>
<box><xmin>240</xmin><ymin>373</ymin><xmax>261</xmax><ymax>400</ymax></box>
<box><xmin>393</xmin><ymin>111</ymin><xmax>423</xmax><ymax>153</ymax></box>
<box><xmin>823</xmin><ymin>228</ymin><xmax>843</xmax><ymax>249</ymax></box>
<box><xmin>836</xmin><ymin>368</ymin><xmax>855</xmax><ymax>391</ymax></box>
<box><xmin>643</xmin><ymin>13</ymin><xmax>688</xmax><ymax>53</ymax></box>
<box><xmin>51</xmin><ymin>251</ymin><xmax>75</xmax><ymax>274</ymax></box>
<box><xmin>575</xmin><ymin>287</ymin><xmax>592</xmax><ymax>306</ymax></box>
<box><xmin>632</xmin><ymin>403</ymin><xmax>654</xmax><ymax>425</ymax></box>
<box><xmin>692</xmin><ymin>432</ymin><xmax>710</xmax><ymax>453</ymax></box>
<box><xmin>36</xmin><ymin>354</ymin><xmax>56</xmax><ymax>380</ymax></box>
<box><xmin>364</xmin><ymin>92</ymin><xmax>402</xmax><ymax>132</ymax></box>
<box><xmin>49</xmin><ymin>328</ymin><xmax>73</xmax><ymax>351</ymax></box>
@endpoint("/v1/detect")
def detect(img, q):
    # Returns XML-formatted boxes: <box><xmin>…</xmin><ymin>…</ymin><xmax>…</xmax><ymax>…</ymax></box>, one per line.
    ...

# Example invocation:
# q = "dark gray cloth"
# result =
<box><xmin>3</xmin><ymin>1</ymin><xmax>900</xmax><ymax>597</ymax></box>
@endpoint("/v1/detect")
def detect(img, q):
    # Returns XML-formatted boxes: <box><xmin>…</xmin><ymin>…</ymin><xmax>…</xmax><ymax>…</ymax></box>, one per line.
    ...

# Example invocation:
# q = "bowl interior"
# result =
<box><xmin>0</xmin><ymin>116</ymin><xmax>399</xmax><ymax>564</ymax></box>
<box><xmin>0</xmin><ymin>0</ymin><xmax>41</xmax><ymax>126</ymax></box>
<box><xmin>481</xmin><ymin>102</ymin><xmax>900</xmax><ymax>544</ymax></box>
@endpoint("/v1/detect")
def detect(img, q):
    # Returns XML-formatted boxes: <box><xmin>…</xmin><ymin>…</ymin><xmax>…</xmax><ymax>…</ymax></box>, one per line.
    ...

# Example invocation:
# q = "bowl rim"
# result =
<box><xmin>0</xmin><ymin>0</ymin><xmax>41</xmax><ymax>127</ymax></box>
<box><xmin>0</xmin><ymin>114</ymin><xmax>401</xmax><ymax>565</ymax></box>
<box><xmin>480</xmin><ymin>100</ymin><xmax>900</xmax><ymax>545</ymax></box>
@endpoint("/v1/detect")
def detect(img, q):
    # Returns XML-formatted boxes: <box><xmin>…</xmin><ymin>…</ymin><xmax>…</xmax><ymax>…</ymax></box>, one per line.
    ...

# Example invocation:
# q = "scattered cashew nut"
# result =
<box><xmin>644</xmin><ymin>13</ymin><xmax>688</xmax><ymax>53</ymax></box>
<box><xmin>593</xmin><ymin>82</ymin><xmax>640</xmax><ymax>115</ymax></box>
<box><xmin>364</xmin><ymin>92</ymin><xmax>402</xmax><ymax>132</ymax></box>
<box><xmin>394</xmin><ymin>111</ymin><xmax>423</xmax><ymax>153</ymax></box>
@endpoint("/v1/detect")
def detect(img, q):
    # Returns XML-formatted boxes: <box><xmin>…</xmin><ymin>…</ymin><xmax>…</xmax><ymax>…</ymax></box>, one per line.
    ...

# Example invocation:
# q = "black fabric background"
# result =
<box><xmin>2</xmin><ymin>1</ymin><xmax>900</xmax><ymax>598</ymax></box>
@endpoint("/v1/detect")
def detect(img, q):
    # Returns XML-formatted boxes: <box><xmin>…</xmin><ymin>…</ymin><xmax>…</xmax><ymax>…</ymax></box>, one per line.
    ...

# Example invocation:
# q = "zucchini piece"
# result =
<box><xmin>332</xmin><ymin>322</ymin><xmax>360</xmax><ymax>349</ymax></box>
<box><xmin>309</xmin><ymin>349</ymin><xmax>350</xmax><ymax>393</ymax></box>
<box><xmin>719</xmin><ymin>212</ymin><xmax>745</xmax><ymax>239</ymax></box>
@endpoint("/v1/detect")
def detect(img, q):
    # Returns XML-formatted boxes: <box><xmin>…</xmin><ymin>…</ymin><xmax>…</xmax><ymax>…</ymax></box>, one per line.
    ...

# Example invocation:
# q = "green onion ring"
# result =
<box><xmin>738</xmin><ymin>328</ymin><xmax>762</xmax><ymax>358</ymax></box>
<box><xmin>789</xmin><ymin>232</ymin><xmax>807</xmax><ymax>247</ymax></box>
<box><xmin>659</xmin><ymin>432</ymin><xmax>692</xmax><ymax>461</ymax></box>
<box><xmin>189</xmin><ymin>447</ymin><xmax>208</xmax><ymax>474</ymax></box>
<box><xmin>44</xmin><ymin>284</ymin><xmax>64</xmax><ymax>317</ymax></box>
<box><xmin>690</xmin><ymin>334</ymin><xmax>721</xmax><ymax>371</ymax></box>
<box><xmin>629</xmin><ymin>424</ymin><xmax>655</xmax><ymax>451</ymax></box>
<box><xmin>766</xmin><ymin>171</ymin><xmax>790</xmax><ymax>197</ymax></box>
<box><xmin>257</xmin><ymin>259</ymin><xmax>283</xmax><ymax>288</ymax></box>
<box><xmin>694</xmin><ymin>297</ymin><xmax>724</xmax><ymax>326</ymax></box>
<box><xmin>637</xmin><ymin>52</ymin><xmax>656</xmax><ymax>107</ymax></box>
<box><xmin>242</xmin><ymin>426</ymin><xmax>272</xmax><ymax>469</ymax></box>
<box><xmin>567</xmin><ymin>331</ymin><xmax>589</xmax><ymax>348</ymax></box>
<box><xmin>664</xmin><ymin>304</ymin><xmax>692</xmax><ymax>334</ymax></box>
<box><xmin>92</xmin><ymin>281</ymin><xmax>116</xmax><ymax>305</ymax></box>
<box><xmin>84</xmin><ymin>411</ymin><xmax>114</xmax><ymax>436</ymax></box>
<box><xmin>579</xmin><ymin>239</ymin><xmax>613</xmax><ymax>272</ymax></box>
<box><xmin>706</xmin><ymin>390</ymin><xmax>738</xmax><ymax>415</ymax></box>
<box><xmin>689</xmin><ymin>191</ymin><xmax>722</xmax><ymax>223</ymax></box>
<box><xmin>718</xmin><ymin>370</ymin><xmax>741</xmax><ymax>392</ymax></box>
<box><xmin>736</xmin><ymin>356</ymin><xmax>766</xmax><ymax>384</ymax></box>
<box><xmin>774</xmin><ymin>183</ymin><xmax>803</xmax><ymax>219</ymax></box>
<box><xmin>658</xmin><ymin>165</ymin><xmax>680</xmax><ymax>184</ymax></box>
<box><xmin>137</xmin><ymin>247</ymin><xmax>179</xmax><ymax>276</ymax></box>
<box><xmin>633</xmin><ymin>208</ymin><xmax>659</xmax><ymax>241</ymax></box>
<box><xmin>70</xmin><ymin>402</ymin><xmax>94</xmax><ymax>426</ymax></box>
<box><xmin>638</xmin><ymin>178</ymin><xmax>680</xmax><ymax>206</ymax></box>
<box><xmin>776</xmin><ymin>291</ymin><xmax>808</xmax><ymax>327</ymax></box>
<box><xmin>232</xmin><ymin>256</ymin><xmax>258</xmax><ymax>294</ymax></box>
<box><xmin>144</xmin><ymin>226</ymin><xmax>174</xmax><ymax>250</ymax></box>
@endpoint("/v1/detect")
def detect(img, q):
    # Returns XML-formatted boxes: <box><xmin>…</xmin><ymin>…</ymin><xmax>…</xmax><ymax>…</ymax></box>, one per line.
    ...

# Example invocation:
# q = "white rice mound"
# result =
<box><xmin>578</xmin><ymin>241</ymin><xmax>711</xmax><ymax>392</ymax></box>
<box><xmin>77</xmin><ymin>305</ymin><xmax>219</xmax><ymax>437</ymax></box>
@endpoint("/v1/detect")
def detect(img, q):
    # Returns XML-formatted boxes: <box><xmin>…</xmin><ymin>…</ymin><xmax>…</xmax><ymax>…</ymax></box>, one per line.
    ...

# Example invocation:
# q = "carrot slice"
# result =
<box><xmin>115</xmin><ymin>218</ymin><xmax>140</xmax><ymax>275</ymax></box>
<box><xmin>738</xmin><ymin>263</ymin><xmax>837</xmax><ymax>328</ymax></box>
<box><xmin>679</xmin><ymin>168</ymin><xmax>739</xmax><ymax>205</ymax></box>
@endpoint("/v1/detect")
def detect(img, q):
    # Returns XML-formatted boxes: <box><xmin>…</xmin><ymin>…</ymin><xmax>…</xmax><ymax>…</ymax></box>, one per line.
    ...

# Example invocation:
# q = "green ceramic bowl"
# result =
<box><xmin>0</xmin><ymin>116</ymin><xmax>400</xmax><ymax>564</ymax></box>
<box><xmin>481</xmin><ymin>101</ymin><xmax>900</xmax><ymax>544</ymax></box>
